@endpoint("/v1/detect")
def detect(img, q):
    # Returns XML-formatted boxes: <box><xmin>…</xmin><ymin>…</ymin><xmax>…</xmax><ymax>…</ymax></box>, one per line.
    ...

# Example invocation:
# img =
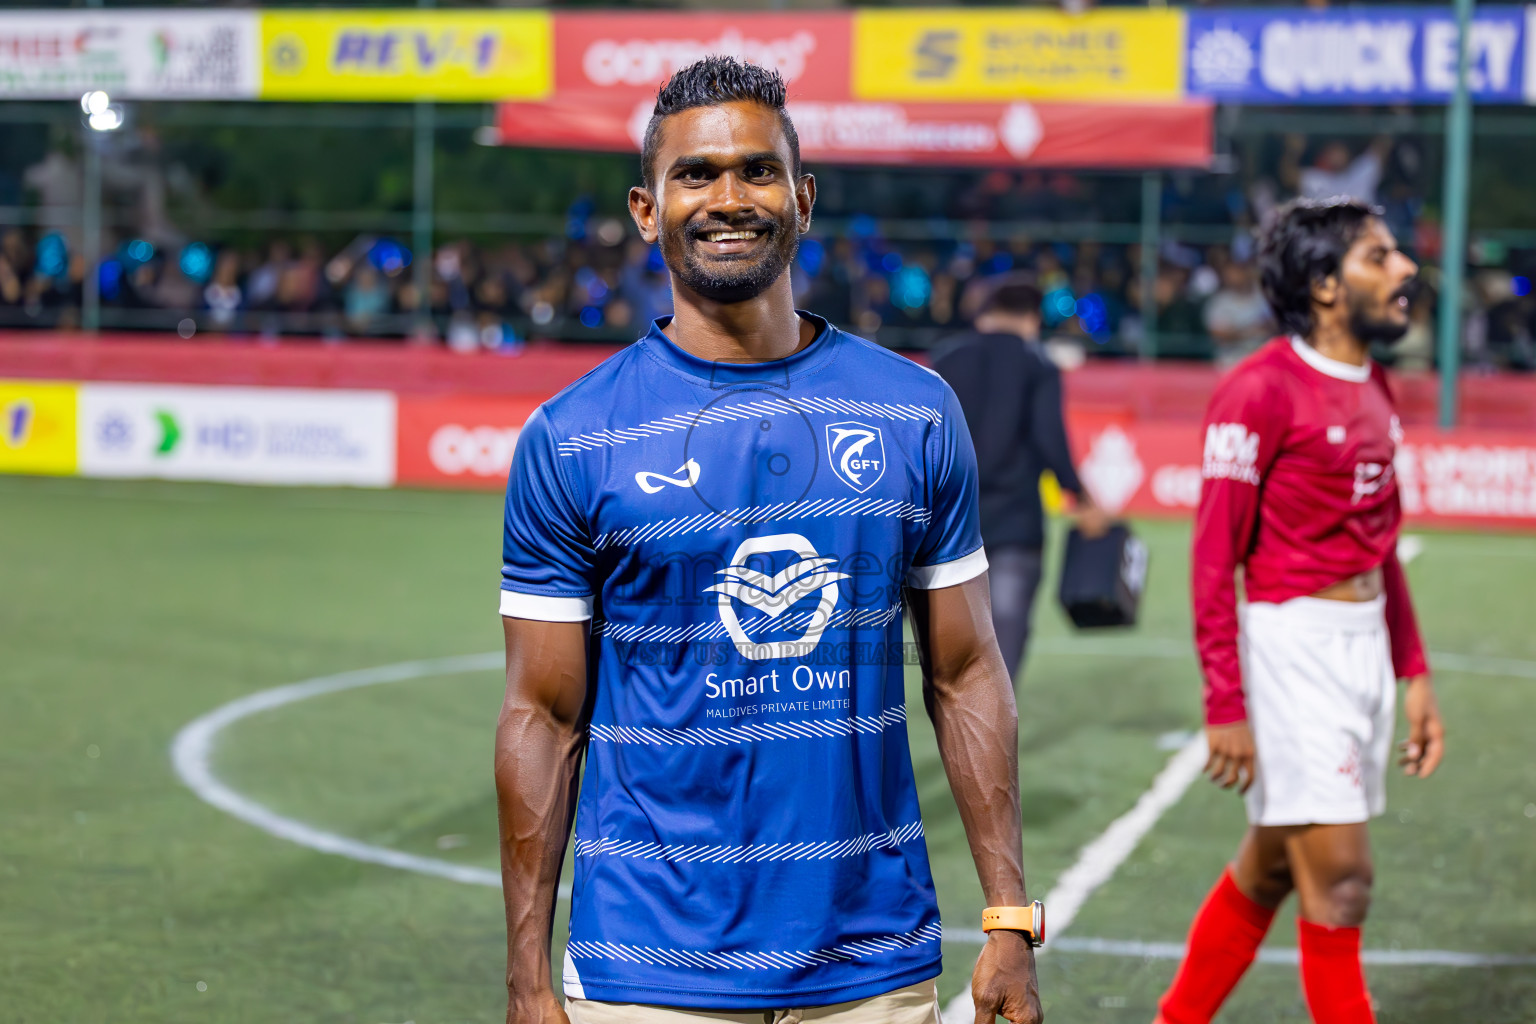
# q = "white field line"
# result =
<box><xmin>170</xmin><ymin>642</ymin><xmax>1534</xmax><ymax>1003</ymax></box>
<box><xmin>1033</xmin><ymin>937</ymin><xmax>1536</xmax><ymax>969</ymax></box>
<box><xmin>1397</xmin><ymin>534</ymin><xmax>1425</xmax><ymax>564</ymax></box>
<box><xmin>168</xmin><ymin>652</ymin><xmax>576</xmax><ymax>894</ymax></box>
<box><xmin>941</xmin><ymin>736</ymin><xmax>1209</xmax><ymax>1024</ymax></box>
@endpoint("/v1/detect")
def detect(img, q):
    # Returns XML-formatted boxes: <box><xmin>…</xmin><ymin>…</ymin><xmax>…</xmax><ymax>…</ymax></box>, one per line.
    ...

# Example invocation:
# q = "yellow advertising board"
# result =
<box><xmin>853</xmin><ymin>9</ymin><xmax>1184</xmax><ymax>102</ymax></box>
<box><xmin>260</xmin><ymin>10</ymin><xmax>551</xmax><ymax>101</ymax></box>
<box><xmin>0</xmin><ymin>380</ymin><xmax>77</xmax><ymax>476</ymax></box>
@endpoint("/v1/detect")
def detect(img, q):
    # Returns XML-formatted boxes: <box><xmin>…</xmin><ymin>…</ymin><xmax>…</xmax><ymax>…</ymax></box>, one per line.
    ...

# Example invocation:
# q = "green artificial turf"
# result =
<box><xmin>1</xmin><ymin>476</ymin><xmax>1532</xmax><ymax>1023</ymax></box>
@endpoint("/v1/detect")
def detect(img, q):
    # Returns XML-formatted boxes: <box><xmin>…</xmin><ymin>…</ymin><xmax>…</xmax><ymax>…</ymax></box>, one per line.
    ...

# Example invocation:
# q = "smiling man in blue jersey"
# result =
<box><xmin>495</xmin><ymin>57</ymin><xmax>1045</xmax><ymax>1024</ymax></box>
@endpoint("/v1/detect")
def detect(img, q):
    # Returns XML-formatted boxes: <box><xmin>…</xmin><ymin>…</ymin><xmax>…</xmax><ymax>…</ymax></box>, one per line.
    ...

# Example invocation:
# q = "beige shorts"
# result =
<box><xmin>565</xmin><ymin>980</ymin><xmax>942</xmax><ymax>1024</ymax></box>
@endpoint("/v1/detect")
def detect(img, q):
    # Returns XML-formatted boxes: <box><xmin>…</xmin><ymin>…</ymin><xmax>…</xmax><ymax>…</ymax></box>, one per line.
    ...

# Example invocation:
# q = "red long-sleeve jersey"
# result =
<box><xmin>1192</xmin><ymin>337</ymin><xmax>1429</xmax><ymax>725</ymax></box>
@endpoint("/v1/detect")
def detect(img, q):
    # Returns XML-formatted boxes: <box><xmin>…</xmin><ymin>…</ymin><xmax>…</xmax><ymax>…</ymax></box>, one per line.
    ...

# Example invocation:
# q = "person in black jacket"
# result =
<box><xmin>932</xmin><ymin>279</ymin><xmax>1108</xmax><ymax>684</ymax></box>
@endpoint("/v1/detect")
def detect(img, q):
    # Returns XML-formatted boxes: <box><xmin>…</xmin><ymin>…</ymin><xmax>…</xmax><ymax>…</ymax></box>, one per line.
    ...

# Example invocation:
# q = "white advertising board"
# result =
<box><xmin>0</xmin><ymin>11</ymin><xmax>258</xmax><ymax>99</ymax></box>
<box><xmin>78</xmin><ymin>383</ymin><xmax>395</xmax><ymax>487</ymax></box>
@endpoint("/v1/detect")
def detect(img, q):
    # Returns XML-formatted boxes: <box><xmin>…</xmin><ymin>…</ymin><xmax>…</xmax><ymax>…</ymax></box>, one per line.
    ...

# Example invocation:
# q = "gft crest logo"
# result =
<box><xmin>825</xmin><ymin>421</ymin><xmax>885</xmax><ymax>493</ymax></box>
<box><xmin>705</xmin><ymin>533</ymin><xmax>849</xmax><ymax>661</ymax></box>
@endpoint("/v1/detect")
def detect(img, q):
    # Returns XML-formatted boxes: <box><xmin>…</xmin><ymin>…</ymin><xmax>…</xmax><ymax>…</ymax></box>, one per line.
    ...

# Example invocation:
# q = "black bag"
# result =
<box><xmin>1058</xmin><ymin>523</ymin><xmax>1149</xmax><ymax>629</ymax></box>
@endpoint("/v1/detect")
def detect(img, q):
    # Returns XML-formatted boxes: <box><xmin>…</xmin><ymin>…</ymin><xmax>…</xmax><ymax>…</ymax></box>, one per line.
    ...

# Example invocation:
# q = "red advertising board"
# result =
<box><xmin>496</xmin><ymin>95</ymin><xmax>1212</xmax><ymax>169</ymax></box>
<box><xmin>1066</xmin><ymin>412</ymin><xmax>1536</xmax><ymax>530</ymax></box>
<box><xmin>396</xmin><ymin>394</ymin><xmax>542</xmax><ymax>489</ymax></box>
<box><xmin>554</xmin><ymin>12</ymin><xmax>853</xmax><ymax>102</ymax></box>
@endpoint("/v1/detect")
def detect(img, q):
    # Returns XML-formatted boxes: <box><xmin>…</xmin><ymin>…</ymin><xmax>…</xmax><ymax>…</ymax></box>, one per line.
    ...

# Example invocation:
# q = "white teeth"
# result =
<box><xmin>703</xmin><ymin>231</ymin><xmax>759</xmax><ymax>242</ymax></box>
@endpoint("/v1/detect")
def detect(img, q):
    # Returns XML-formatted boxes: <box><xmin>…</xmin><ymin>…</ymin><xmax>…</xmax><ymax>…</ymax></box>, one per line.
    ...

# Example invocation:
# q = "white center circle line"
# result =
<box><xmin>171</xmin><ymin>641</ymin><xmax>1532</xmax><ymax>914</ymax></box>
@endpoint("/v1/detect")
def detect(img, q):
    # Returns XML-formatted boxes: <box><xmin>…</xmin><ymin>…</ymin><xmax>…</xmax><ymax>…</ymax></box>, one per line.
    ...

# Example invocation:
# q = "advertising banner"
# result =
<box><xmin>1066</xmin><ymin>413</ymin><xmax>1536</xmax><ymax>529</ymax></box>
<box><xmin>1186</xmin><ymin>7</ymin><xmax>1528</xmax><ymax>104</ymax></box>
<box><xmin>259</xmin><ymin>10</ymin><xmax>550</xmax><ymax>101</ymax></box>
<box><xmin>852</xmin><ymin>9</ymin><xmax>1185</xmax><ymax>102</ymax></box>
<box><xmin>0</xmin><ymin>11</ymin><xmax>257</xmax><ymax>99</ymax></box>
<box><xmin>77</xmin><ymin>384</ymin><xmax>395</xmax><ymax>487</ymax></box>
<box><xmin>497</xmin><ymin>94</ymin><xmax>1212</xmax><ymax>169</ymax></box>
<box><xmin>554</xmin><ymin>12</ymin><xmax>851</xmax><ymax>102</ymax></box>
<box><xmin>396</xmin><ymin>393</ymin><xmax>541</xmax><ymax>490</ymax></box>
<box><xmin>0</xmin><ymin>380</ymin><xmax>77</xmax><ymax>476</ymax></box>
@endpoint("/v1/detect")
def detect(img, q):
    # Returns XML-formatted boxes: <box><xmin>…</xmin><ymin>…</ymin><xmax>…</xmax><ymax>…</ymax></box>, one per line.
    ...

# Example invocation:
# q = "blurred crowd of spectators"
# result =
<box><xmin>3</xmin><ymin>132</ymin><xmax>1534</xmax><ymax>371</ymax></box>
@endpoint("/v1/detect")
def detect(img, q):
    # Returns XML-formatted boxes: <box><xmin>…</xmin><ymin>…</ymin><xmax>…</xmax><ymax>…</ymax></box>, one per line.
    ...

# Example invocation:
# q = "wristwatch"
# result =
<box><xmin>981</xmin><ymin>902</ymin><xmax>1046</xmax><ymax>947</ymax></box>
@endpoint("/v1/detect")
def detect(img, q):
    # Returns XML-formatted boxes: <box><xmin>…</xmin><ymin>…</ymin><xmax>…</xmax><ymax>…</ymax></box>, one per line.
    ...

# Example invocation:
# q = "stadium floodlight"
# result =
<box><xmin>87</xmin><ymin>108</ymin><xmax>124</xmax><ymax>132</ymax></box>
<box><xmin>81</xmin><ymin>90</ymin><xmax>124</xmax><ymax>132</ymax></box>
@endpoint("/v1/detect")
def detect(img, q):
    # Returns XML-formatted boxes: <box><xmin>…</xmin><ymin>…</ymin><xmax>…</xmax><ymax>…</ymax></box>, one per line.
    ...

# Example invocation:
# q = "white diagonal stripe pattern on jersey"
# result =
<box><xmin>593</xmin><ymin>498</ymin><xmax>930</xmax><ymax>550</ymax></box>
<box><xmin>572</xmin><ymin>820</ymin><xmax>923</xmax><ymax>864</ymax></box>
<box><xmin>556</xmin><ymin>396</ymin><xmax>942</xmax><ymax>456</ymax></box>
<box><xmin>591</xmin><ymin>602</ymin><xmax>902</xmax><ymax>644</ymax></box>
<box><xmin>588</xmin><ymin>705</ymin><xmax>908</xmax><ymax>747</ymax></box>
<box><xmin>564</xmin><ymin>922</ymin><xmax>944</xmax><ymax>971</ymax></box>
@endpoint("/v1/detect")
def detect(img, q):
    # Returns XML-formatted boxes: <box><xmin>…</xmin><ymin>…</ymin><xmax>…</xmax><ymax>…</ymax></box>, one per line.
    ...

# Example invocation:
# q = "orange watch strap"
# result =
<box><xmin>981</xmin><ymin>903</ymin><xmax>1045</xmax><ymax>945</ymax></box>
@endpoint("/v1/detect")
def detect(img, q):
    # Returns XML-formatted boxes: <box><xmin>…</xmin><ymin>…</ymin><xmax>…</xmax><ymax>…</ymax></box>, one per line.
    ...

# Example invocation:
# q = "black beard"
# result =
<box><xmin>660</xmin><ymin>217</ymin><xmax>799</xmax><ymax>304</ymax></box>
<box><xmin>1347</xmin><ymin>283</ymin><xmax>1414</xmax><ymax>346</ymax></box>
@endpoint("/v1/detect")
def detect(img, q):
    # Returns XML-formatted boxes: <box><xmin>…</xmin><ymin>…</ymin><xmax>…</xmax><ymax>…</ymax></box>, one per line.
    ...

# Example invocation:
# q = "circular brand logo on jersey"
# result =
<box><xmin>705</xmin><ymin>533</ymin><xmax>849</xmax><ymax>661</ymax></box>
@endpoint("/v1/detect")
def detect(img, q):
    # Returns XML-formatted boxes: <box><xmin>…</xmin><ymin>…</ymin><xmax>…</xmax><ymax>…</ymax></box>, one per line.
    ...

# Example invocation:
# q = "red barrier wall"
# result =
<box><xmin>6</xmin><ymin>332</ymin><xmax>1536</xmax><ymax>431</ymax></box>
<box><xmin>0</xmin><ymin>333</ymin><xmax>623</xmax><ymax>396</ymax></box>
<box><xmin>4</xmin><ymin>333</ymin><xmax>1534</xmax><ymax>527</ymax></box>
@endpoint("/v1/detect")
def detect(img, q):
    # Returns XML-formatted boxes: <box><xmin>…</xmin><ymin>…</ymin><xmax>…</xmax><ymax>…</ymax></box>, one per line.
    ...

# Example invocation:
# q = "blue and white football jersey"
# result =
<box><xmin>500</xmin><ymin>313</ymin><xmax>986</xmax><ymax>1010</ymax></box>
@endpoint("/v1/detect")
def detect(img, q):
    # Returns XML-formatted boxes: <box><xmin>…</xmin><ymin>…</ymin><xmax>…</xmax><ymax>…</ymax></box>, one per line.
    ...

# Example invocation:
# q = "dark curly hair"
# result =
<box><xmin>640</xmin><ymin>56</ymin><xmax>801</xmax><ymax>192</ymax></box>
<box><xmin>1257</xmin><ymin>196</ymin><xmax>1381</xmax><ymax>336</ymax></box>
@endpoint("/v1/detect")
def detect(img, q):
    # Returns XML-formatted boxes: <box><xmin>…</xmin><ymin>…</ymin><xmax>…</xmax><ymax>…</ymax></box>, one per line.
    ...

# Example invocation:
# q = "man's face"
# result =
<box><xmin>630</xmin><ymin>101</ymin><xmax>812</xmax><ymax>304</ymax></box>
<box><xmin>1337</xmin><ymin>218</ymin><xmax>1418</xmax><ymax>344</ymax></box>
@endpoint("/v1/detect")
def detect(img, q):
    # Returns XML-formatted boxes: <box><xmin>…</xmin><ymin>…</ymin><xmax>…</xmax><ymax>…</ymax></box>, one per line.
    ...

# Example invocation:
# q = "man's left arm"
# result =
<box><xmin>908</xmin><ymin>576</ymin><xmax>1042</xmax><ymax>1024</ymax></box>
<box><xmin>1382</xmin><ymin>548</ymin><xmax>1444</xmax><ymax>777</ymax></box>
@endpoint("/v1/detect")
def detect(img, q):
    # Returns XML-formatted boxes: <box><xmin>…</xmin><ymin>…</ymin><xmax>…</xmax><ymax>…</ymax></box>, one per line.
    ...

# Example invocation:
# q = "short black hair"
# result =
<box><xmin>978</xmin><ymin>275</ymin><xmax>1043</xmax><ymax>318</ymax></box>
<box><xmin>1257</xmin><ymin>196</ymin><xmax>1380</xmax><ymax>336</ymax></box>
<box><xmin>641</xmin><ymin>55</ymin><xmax>801</xmax><ymax>192</ymax></box>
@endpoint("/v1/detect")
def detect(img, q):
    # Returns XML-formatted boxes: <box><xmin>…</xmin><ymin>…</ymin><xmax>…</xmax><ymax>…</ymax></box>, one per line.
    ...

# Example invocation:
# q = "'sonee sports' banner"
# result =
<box><xmin>852</xmin><ymin>9</ymin><xmax>1185</xmax><ymax>102</ymax></box>
<box><xmin>77</xmin><ymin>383</ymin><xmax>395</xmax><ymax>487</ymax></box>
<box><xmin>0</xmin><ymin>380</ymin><xmax>77</xmax><ymax>476</ymax></box>
<box><xmin>1186</xmin><ymin>6</ymin><xmax>1530</xmax><ymax>104</ymax></box>
<box><xmin>1067</xmin><ymin>414</ymin><xmax>1536</xmax><ymax>529</ymax></box>
<box><xmin>0</xmin><ymin>11</ymin><xmax>258</xmax><ymax>98</ymax></box>
<box><xmin>496</xmin><ymin>94</ymin><xmax>1212</xmax><ymax>169</ymax></box>
<box><xmin>259</xmin><ymin>10</ymin><xmax>550</xmax><ymax>101</ymax></box>
<box><xmin>554</xmin><ymin>12</ymin><xmax>852</xmax><ymax>102</ymax></box>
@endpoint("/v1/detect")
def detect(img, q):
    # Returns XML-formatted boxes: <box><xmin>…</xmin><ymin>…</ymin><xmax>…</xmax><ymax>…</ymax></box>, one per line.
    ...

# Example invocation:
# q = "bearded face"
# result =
<box><xmin>658</xmin><ymin>202</ymin><xmax>799</xmax><ymax>305</ymax></box>
<box><xmin>633</xmin><ymin>101</ymin><xmax>811</xmax><ymax>307</ymax></box>
<box><xmin>1337</xmin><ymin>218</ymin><xmax>1418</xmax><ymax>346</ymax></box>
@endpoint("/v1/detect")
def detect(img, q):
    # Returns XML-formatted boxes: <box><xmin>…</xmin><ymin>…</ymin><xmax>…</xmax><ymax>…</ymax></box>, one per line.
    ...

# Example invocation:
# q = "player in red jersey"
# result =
<box><xmin>1155</xmin><ymin>198</ymin><xmax>1446</xmax><ymax>1024</ymax></box>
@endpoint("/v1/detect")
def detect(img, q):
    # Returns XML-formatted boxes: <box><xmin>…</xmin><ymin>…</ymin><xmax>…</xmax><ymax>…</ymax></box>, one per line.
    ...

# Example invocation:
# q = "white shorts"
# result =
<box><xmin>1240</xmin><ymin>595</ymin><xmax>1396</xmax><ymax>827</ymax></box>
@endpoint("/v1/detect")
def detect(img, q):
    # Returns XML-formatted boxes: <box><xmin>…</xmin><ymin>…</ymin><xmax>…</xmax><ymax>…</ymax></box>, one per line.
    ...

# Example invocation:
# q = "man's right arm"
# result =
<box><xmin>497</xmin><ymin>615</ymin><xmax>590</xmax><ymax>1024</ymax></box>
<box><xmin>1191</xmin><ymin>373</ymin><xmax>1283</xmax><ymax>789</ymax></box>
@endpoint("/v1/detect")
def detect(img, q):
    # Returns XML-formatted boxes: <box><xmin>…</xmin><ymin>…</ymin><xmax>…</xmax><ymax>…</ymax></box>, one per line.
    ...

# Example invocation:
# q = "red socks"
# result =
<box><xmin>1298</xmin><ymin>918</ymin><xmax>1376</xmax><ymax>1023</ymax></box>
<box><xmin>1156</xmin><ymin>869</ymin><xmax>1278</xmax><ymax>1024</ymax></box>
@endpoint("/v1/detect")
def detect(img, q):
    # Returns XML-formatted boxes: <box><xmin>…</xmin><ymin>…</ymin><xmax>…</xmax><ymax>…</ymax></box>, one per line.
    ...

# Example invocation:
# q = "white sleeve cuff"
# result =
<box><xmin>906</xmin><ymin>547</ymin><xmax>989</xmax><ymax>590</ymax></box>
<box><xmin>499</xmin><ymin>589</ymin><xmax>593</xmax><ymax>621</ymax></box>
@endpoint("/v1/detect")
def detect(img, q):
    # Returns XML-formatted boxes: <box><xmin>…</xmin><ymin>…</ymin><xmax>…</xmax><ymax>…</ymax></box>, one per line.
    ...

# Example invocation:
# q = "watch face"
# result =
<box><xmin>1033</xmin><ymin>901</ymin><xmax>1046</xmax><ymax>947</ymax></box>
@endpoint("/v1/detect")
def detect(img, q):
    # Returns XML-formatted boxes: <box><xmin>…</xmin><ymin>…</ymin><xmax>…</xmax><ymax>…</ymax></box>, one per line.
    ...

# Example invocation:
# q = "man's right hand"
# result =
<box><xmin>1205</xmin><ymin>721</ymin><xmax>1255</xmax><ymax>793</ymax></box>
<box><xmin>509</xmin><ymin>991</ymin><xmax>569</xmax><ymax>1024</ymax></box>
<box><xmin>970</xmin><ymin>930</ymin><xmax>1044</xmax><ymax>1024</ymax></box>
<box><xmin>1073</xmin><ymin>502</ymin><xmax>1111</xmax><ymax>540</ymax></box>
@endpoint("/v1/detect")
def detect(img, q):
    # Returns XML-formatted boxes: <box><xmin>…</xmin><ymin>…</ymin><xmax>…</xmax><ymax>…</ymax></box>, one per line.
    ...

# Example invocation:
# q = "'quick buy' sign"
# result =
<box><xmin>1186</xmin><ymin>7</ymin><xmax>1532</xmax><ymax>104</ymax></box>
